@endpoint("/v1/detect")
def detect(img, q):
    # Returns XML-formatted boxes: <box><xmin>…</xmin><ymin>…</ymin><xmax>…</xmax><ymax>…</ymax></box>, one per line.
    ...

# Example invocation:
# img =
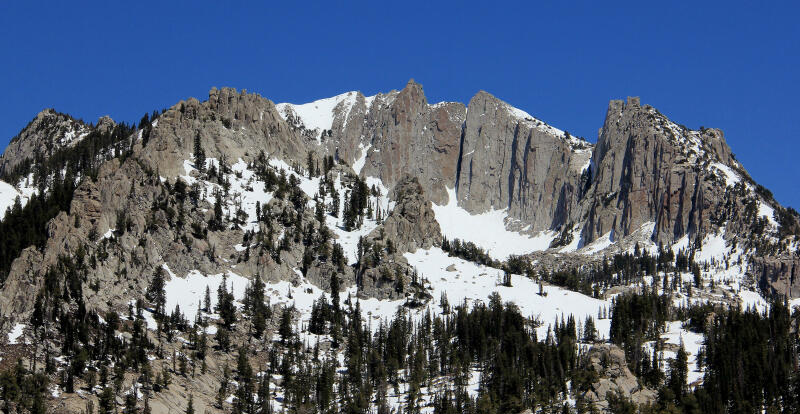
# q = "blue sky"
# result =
<box><xmin>1</xmin><ymin>2</ymin><xmax>798</xmax><ymax>207</ymax></box>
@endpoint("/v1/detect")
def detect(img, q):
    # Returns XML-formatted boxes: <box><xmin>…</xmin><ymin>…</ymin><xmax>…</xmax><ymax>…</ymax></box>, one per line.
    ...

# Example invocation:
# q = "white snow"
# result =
<box><xmin>180</xmin><ymin>157</ymin><xmax>276</xmax><ymax>232</ymax></box>
<box><xmin>695</xmin><ymin>232</ymin><xmax>728</xmax><ymax>263</ymax></box>
<box><xmin>0</xmin><ymin>181</ymin><xmax>23</xmax><ymax>220</ymax></box>
<box><xmin>557</xmin><ymin>227</ymin><xmax>584</xmax><ymax>252</ymax></box>
<box><xmin>432</xmin><ymin>188</ymin><xmax>556</xmax><ymax>260</ymax></box>
<box><xmin>757</xmin><ymin>201</ymin><xmax>778</xmax><ymax>228</ymax></box>
<box><xmin>247</xmin><ymin>246</ymin><xmax>613</xmax><ymax>351</ymax></box>
<box><xmin>738</xmin><ymin>290</ymin><xmax>769</xmax><ymax>313</ymax></box>
<box><xmin>790</xmin><ymin>297</ymin><xmax>800</xmax><ymax>313</ymax></box>
<box><xmin>506</xmin><ymin>104</ymin><xmax>565</xmax><ymax>138</ymax></box>
<box><xmin>396</xmin><ymin>248</ymin><xmax>612</xmax><ymax>340</ymax></box>
<box><xmin>157</xmin><ymin>265</ymin><xmax>250</xmax><ymax>327</ymax></box>
<box><xmin>229</xmin><ymin>159</ymin><xmax>275</xmax><ymax>230</ymax></box>
<box><xmin>352</xmin><ymin>143</ymin><xmax>371</xmax><ymax>175</ymax></box>
<box><xmin>581</xmin><ymin>231</ymin><xmax>614</xmax><ymax>255</ymax></box>
<box><xmin>56</xmin><ymin>125</ymin><xmax>90</xmax><ymax>148</ymax></box>
<box><xmin>712</xmin><ymin>163</ymin><xmax>741</xmax><ymax>187</ymax></box>
<box><xmin>661</xmin><ymin>321</ymin><xmax>705</xmax><ymax>385</ymax></box>
<box><xmin>268</xmin><ymin>158</ymin><xmax>320</xmax><ymax>199</ymax></box>
<box><xmin>7</xmin><ymin>323</ymin><xmax>25</xmax><ymax>344</ymax></box>
<box><xmin>0</xmin><ymin>177</ymin><xmax>37</xmax><ymax>221</ymax></box>
<box><xmin>322</xmin><ymin>174</ymin><xmax>380</xmax><ymax>265</ymax></box>
<box><xmin>276</xmin><ymin>91</ymin><xmax>373</xmax><ymax>142</ymax></box>
<box><xmin>672</xmin><ymin>234</ymin><xmax>690</xmax><ymax>254</ymax></box>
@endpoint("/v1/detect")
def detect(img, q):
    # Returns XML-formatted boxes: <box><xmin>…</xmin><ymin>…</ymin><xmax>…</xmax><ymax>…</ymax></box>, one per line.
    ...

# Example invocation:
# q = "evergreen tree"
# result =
<box><xmin>146</xmin><ymin>267</ymin><xmax>167</xmax><ymax>318</ymax></box>
<box><xmin>193</xmin><ymin>132</ymin><xmax>206</xmax><ymax>173</ymax></box>
<box><xmin>279</xmin><ymin>306</ymin><xmax>293</xmax><ymax>344</ymax></box>
<box><xmin>185</xmin><ymin>393</ymin><xmax>195</xmax><ymax>414</ymax></box>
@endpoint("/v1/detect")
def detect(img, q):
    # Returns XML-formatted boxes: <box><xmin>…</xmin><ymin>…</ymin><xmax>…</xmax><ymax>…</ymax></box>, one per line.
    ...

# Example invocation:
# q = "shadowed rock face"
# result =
<box><xmin>322</xmin><ymin>80</ymin><xmax>466</xmax><ymax>206</ymax></box>
<box><xmin>577</xmin><ymin>97</ymin><xmax>737</xmax><ymax>246</ymax></box>
<box><xmin>751</xmin><ymin>255</ymin><xmax>800</xmax><ymax>298</ymax></box>
<box><xmin>456</xmin><ymin>91</ymin><xmax>591</xmax><ymax>233</ymax></box>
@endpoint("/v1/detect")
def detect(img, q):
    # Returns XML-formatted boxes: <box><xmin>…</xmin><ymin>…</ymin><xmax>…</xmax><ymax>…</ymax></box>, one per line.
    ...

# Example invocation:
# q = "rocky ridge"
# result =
<box><xmin>0</xmin><ymin>81</ymin><xmax>798</xmax><ymax>413</ymax></box>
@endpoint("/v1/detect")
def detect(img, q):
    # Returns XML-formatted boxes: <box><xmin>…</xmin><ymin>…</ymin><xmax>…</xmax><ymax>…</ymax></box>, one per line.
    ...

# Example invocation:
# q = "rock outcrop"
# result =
<box><xmin>2</xmin><ymin>82</ymin><xmax>799</xmax><ymax>320</ymax></box>
<box><xmin>751</xmin><ymin>253</ymin><xmax>800</xmax><ymax>298</ymax></box>
<box><xmin>581</xmin><ymin>344</ymin><xmax>657</xmax><ymax>410</ymax></box>
<box><xmin>138</xmin><ymin>87</ymin><xmax>308</xmax><ymax>178</ymax></box>
<box><xmin>369</xmin><ymin>175</ymin><xmax>441</xmax><ymax>253</ymax></box>
<box><xmin>577</xmin><ymin>97</ymin><xmax>739</xmax><ymax>245</ymax></box>
<box><xmin>0</xmin><ymin>109</ymin><xmax>92</xmax><ymax>176</ymax></box>
<box><xmin>319</xmin><ymin>81</ymin><xmax>465</xmax><ymax>206</ymax></box>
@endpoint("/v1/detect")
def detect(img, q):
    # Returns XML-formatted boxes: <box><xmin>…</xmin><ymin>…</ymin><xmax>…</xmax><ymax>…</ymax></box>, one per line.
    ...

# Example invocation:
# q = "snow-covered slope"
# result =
<box><xmin>276</xmin><ymin>91</ymin><xmax>370</xmax><ymax>142</ymax></box>
<box><xmin>0</xmin><ymin>177</ymin><xmax>37</xmax><ymax>220</ymax></box>
<box><xmin>432</xmin><ymin>188</ymin><xmax>556</xmax><ymax>260</ymax></box>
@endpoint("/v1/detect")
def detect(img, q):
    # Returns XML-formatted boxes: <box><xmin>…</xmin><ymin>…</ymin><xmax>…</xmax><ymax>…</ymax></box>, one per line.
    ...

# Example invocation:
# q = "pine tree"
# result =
<box><xmin>667</xmin><ymin>342</ymin><xmax>688</xmax><ymax>401</ymax></box>
<box><xmin>279</xmin><ymin>306</ymin><xmax>293</xmax><ymax>344</ymax></box>
<box><xmin>98</xmin><ymin>387</ymin><xmax>115</xmax><ymax>414</ymax></box>
<box><xmin>213</xmin><ymin>191</ymin><xmax>224</xmax><ymax>231</ymax></box>
<box><xmin>146</xmin><ymin>267</ymin><xmax>166</xmax><ymax>318</ymax></box>
<box><xmin>583</xmin><ymin>316</ymin><xmax>597</xmax><ymax>342</ymax></box>
<box><xmin>204</xmin><ymin>286</ymin><xmax>211</xmax><ymax>312</ymax></box>
<box><xmin>193</xmin><ymin>132</ymin><xmax>206</xmax><ymax>173</ymax></box>
<box><xmin>185</xmin><ymin>393</ymin><xmax>195</xmax><ymax>414</ymax></box>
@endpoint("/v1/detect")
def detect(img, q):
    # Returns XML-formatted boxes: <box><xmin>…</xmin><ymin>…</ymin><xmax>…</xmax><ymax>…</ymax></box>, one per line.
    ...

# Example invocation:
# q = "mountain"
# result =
<box><xmin>0</xmin><ymin>81</ymin><xmax>798</xmax><ymax>413</ymax></box>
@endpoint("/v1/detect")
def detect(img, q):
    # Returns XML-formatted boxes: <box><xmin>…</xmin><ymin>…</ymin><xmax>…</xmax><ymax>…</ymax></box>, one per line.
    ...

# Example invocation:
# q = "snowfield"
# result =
<box><xmin>712</xmin><ymin>162</ymin><xmax>741</xmax><ymax>187</ymax></box>
<box><xmin>154</xmin><ymin>265</ymin><xmax>250</xmax><ymax>330</ymax></box>
<box><xmin>276</xmin><ymin>91</ymin><xmax>372</xmax><ymax>142</ymax></box>
<box><xmin>432</xmin><ymin>188</ymin><xmax>557</xmax><ymax>260</ymax></box>
<box><xmin>401</xmin><ymin>247</ymin><xmax>612</xmax><ymax>340</ymax></box>
<box><xmin>0</xmin><ymin>176</ymin><xmax>37</xmax><ymax>221</ymax></box>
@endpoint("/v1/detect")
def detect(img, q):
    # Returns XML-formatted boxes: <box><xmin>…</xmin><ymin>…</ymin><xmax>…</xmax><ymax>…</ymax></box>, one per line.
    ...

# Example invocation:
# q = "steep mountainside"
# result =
<box><xmin>0</xmin><ymin>81</ymin><xmax>799</xmax><ymax>413</ymax></box>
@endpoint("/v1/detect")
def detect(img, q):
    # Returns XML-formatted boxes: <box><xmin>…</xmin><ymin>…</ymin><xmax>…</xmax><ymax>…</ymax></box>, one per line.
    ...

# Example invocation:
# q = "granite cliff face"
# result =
<box><xmin>751</xmin><ymin>254</ymin><xmax>800</xmax><ymax>298</ymax></box>
<box><xmin>581</xmin><ymin>344</ymin><xmax>657</xmax><ymax>409</ymax></box>
<box><xmin>1</xmin><ymin>80</ymin><xmax>799</xmax><ymax>328</ymax></box>
<box><xmin>370</xmin><ymin>175</ymin><xmax>442</xmax><ymax>253</ymax></box>
<box><xmin>307</xmin><ymin>81</ymin><xmax>466</xmax><ymax>206</ymax></box>
<box><xmin>456</xmin><ymin>91</ymin><xmax>591</xmax><ymax>233</ymax></box>
<box><xmin>577</xmin><ymin>97</ymin><xmax>738</xmax><ymax>246</ymax></box>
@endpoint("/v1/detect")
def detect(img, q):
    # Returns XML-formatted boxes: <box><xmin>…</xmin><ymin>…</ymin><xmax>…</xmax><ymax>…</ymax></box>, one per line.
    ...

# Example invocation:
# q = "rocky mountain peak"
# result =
<box><xmin>0</xmin><ymin>109</ymin><xmax>90</xmax><ymax>177</ymax></box>
<box><xmin>580</xmin><ymin>96</ymin><xmax>751</xmax><ymax>247</ymax></box>
<box><xmin>392</xmin><ymin>78</ymin><xmax>429</xmax><ymax>122</ymax></box>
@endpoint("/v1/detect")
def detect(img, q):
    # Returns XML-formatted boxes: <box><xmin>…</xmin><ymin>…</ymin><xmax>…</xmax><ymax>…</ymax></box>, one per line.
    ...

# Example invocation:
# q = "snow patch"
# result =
<box><xmin>695</xmin><ymin>232</ymin><xmax>728</xmax><ymax>263</ymax></box>
<box><xmin>0</xmin><ymin>177</ymin><xmax>37</xmax><ymax>221</ymax></box>
<box><xmin>712</xmin><ymin>163</ymin><xmax>741</xmax><ymax>187</ymax></box>
<box><xmin>276</xmin><ymin>91</ymin><xmax>374</xmax><ymax>142</ymax></box>
<box><xmin>581</xmin><ymin>232</ymin><xmax>614</xmax><ymax>255</ymax></box>
<box><xmin>432</xmin><ymin>188</ymin><xmax>556</xmax><ymax>260</ymax></box>
<box><xmin>757</xmin><ymin>201</ymin><xmax>778</xmax><ymax>228</ymax></box>
<box><xmin>352</xmin><ymin>142</ymin><xmax>371</xmax><ymax>175</ymax></box>
<box><xmin>400</xmin><ymin>248</ymin><xmax>612</xmax><ymax>340</ymax></box>
<box><xmin>7</xmin><ymin>323</ymin><xmax>25</xmax><ymax>344</ymax></box>
<box><xmin>662</xmin><ymin>321</ymin><xmax>705</xmax><ymax>385</ymax></box>
<box><xmin>158</xmin><ymin>265</ymin><xmax>250</xmax><ymax>327</ymax></box>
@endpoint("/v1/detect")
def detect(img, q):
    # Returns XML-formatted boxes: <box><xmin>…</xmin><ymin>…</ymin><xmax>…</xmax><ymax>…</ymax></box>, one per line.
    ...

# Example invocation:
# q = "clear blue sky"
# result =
<box><xmin>1</xmin><ymin>2</ymin><xmax>798</xmax><ymax>207</ymax></box>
